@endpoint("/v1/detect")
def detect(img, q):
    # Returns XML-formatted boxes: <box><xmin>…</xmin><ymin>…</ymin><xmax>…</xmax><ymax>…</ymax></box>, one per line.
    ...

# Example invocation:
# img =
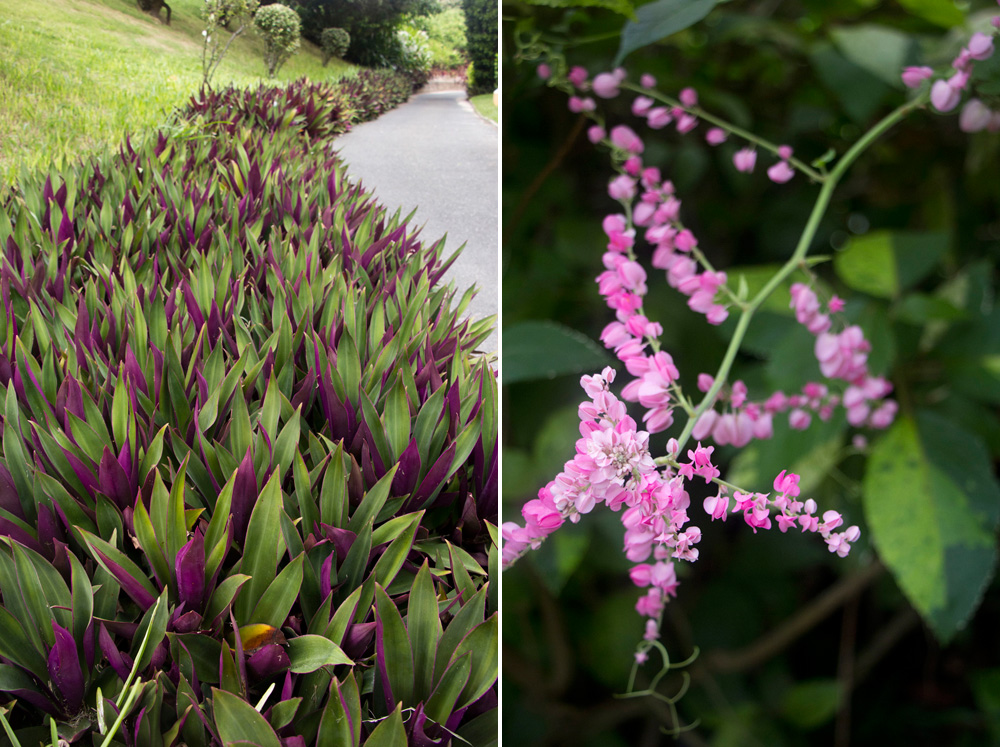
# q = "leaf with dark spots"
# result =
<box><xmin>48</xmin><ymin>621</ymin><xmax>85</xmax><ymax>714</ymax></box>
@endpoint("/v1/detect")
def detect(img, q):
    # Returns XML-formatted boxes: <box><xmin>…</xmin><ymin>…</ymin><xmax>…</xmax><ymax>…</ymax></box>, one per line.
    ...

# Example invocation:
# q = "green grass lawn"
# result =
<box><xmin>469</xmin><ymin>93</ymin><xmax>497</xmax><ymax>123</ymax></box>
<box><xmin>0</xmin><ymin>0</ymin><xmax>356</xmax><ymax>185</ymax></box>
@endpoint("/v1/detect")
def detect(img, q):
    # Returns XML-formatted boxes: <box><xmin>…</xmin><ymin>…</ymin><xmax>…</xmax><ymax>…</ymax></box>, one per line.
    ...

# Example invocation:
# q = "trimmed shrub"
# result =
<box><xmin>254</xmin><ymin>3</ymin><xmax>301</xmax><ymax>77</ymax></box>
<box><xmin>321</xmin><ymin>26</ymin><xmax>351</xmax><ymax>65</ymax></box>
<box><xmin>0</xmin><ymin>82</ymin><xmax>497</xmax><ymax>744</ymax></box>
<box><xmin>461</xmin><ymin>0</ymin><xmax>497</xmax><ymax>94</ymax></box>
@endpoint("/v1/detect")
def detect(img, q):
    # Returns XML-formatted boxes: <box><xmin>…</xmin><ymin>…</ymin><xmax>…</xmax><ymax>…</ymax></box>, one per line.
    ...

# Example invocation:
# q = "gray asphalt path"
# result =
<box><xmin>334</xmin><ymin>90</ymin><xmax>498</xmax><ymax>356</ymax></box>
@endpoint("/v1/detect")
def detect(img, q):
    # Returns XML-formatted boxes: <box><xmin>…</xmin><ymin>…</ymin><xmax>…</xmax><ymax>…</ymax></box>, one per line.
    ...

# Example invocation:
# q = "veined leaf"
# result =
<box><xmin>863</xmin><ymin>413</ymin><xmax>999</xmax><ymax>642</ymax></box>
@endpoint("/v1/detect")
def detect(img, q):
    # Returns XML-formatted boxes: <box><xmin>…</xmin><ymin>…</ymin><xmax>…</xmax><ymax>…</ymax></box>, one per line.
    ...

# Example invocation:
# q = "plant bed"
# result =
<box><xmin>0</xmin><ymin>80</ymin><xmax>497</xmax><ymax>746</ymax></box>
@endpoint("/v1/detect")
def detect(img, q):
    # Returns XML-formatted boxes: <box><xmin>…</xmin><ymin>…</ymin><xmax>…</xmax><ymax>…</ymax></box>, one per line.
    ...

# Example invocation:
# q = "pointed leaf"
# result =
<box><xmin>287</xmin><ymin>635</ymin><xmax>353</xmax><ymax>673</ymax></box>
<box><xmin>211</xmin><ymin>688</ymin><xmax>283</xmax><ymax>747</ymax></box>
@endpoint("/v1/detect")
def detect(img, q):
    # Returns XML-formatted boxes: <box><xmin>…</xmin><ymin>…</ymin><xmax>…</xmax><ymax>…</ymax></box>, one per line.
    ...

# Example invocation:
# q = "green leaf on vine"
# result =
<box><xmin>519</xmin><ymin>0</ymin><xmax>636</xmax><ymax>18</ymax></box>
<box><xmin>897</xmin><ymin>0</ymin><xmax>965</xmax><ymax>28</ymax></box>
<box><xmin>615</xmin><ymin>0</ymin><xmax>718</xmax><ymax>65</ymax></box>
<box><xmin>502</xmin><ymin>320</ymin><xmax>611</xmax><ymax>385</ymax></box>
<box><xmin>830</xmin><ymin>25</ymin><xmax>916</xmax><ymax>88</ymax></box>
<box><xmin>834</xmin><ymin>230</ymin><xmax>947</xmax><ymax>299</ymax></box>
<box><xmin>863</xmin><ymin>412</ymin><xmax>999</xmax><ymax>643</ymax></box>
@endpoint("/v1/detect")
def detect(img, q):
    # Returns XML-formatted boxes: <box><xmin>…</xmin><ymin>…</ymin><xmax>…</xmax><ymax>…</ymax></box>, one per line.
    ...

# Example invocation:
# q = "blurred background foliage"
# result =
<box><xmin>501</xmin><ymin>0</ymin><xmax>1000</xmax><ymax>744</ymax></box>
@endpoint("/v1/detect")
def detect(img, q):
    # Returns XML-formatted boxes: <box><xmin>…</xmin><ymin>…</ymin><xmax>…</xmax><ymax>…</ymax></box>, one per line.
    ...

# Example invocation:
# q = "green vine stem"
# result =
<box><xmin>672</xmin><ymin>93</ymin><xmax>928</xmax><ymax>455</ymax></box>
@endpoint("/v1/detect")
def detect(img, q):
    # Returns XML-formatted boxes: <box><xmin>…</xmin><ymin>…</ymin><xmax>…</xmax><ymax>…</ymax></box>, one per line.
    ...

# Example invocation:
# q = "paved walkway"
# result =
<box><xmin>334</xmin><ymin>88</ymin><xmax>499</xmax><ymax>356</ymax></box>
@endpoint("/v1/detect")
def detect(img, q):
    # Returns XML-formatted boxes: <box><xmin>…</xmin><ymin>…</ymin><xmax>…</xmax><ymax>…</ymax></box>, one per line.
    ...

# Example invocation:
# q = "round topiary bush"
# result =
<box><xmin>254</xmin><ymin>3</ymin><xmax>301</xmax><ymax>77</ymax></box>
<box><xmin>321</xmin><ymin>26</ymin><xmax>350</xmax><ymax>65</ymax></box>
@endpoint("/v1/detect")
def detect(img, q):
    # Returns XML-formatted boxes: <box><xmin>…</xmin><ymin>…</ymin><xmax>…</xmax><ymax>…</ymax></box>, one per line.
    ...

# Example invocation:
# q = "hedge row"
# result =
<box><xmin>0</xmin><ymin>78</ymin><xmax>496</xmax><ymax>746</ymax></box>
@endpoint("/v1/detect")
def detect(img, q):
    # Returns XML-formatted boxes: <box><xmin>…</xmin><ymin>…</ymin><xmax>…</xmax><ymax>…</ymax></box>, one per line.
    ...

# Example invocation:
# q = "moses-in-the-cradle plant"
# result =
<box><xmin>0</xmin><ymin>79</ymin><xmax>497</xmax><ymax>746</ymax></box>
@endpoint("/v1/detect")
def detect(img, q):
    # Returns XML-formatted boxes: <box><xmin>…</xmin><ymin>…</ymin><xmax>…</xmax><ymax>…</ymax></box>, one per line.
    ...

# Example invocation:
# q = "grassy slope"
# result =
<box><xmin>0</xmin><ymin>0</ymin><xmax>355</xmax><ymax>184</ymax></box>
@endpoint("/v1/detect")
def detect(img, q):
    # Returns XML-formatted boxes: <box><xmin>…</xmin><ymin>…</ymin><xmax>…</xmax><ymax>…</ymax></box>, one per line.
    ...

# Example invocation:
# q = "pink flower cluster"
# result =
<box><xmin>686</xmin><ymin>284</ymin><xmax>897</xmax><ymax>442</ymax></box>
<box><xmin>501</xmin><ymin>367</ymin><xmax>656</xmax><ymax>567</ymax></box>
<box><xmin>691</xmin><ymin>377</ymin><xmax>774</xmax><ymax>447</ymax></box>
<box><xmin>901</xmin><ymin>18</ymin><xmax>999</xmax><ymax>130</ymax></box>
<box><xmin>790</xmin><ymin>283</ymin><xmax>897</xmax><ymax>428</ymax></box>
<box><xmin>703</xmin><ymin>470</ymin><xmax>861</xmax><ymax>557</ymax></box>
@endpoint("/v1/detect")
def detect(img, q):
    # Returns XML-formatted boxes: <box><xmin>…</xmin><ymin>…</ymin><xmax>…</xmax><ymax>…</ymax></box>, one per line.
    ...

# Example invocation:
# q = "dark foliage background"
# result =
<box><xmin>501</xmin><ymin>0</ymin><xmax>1000</xmax><ymax>744</ymax></box>
<box><xmin>463</xmin><ymin>0</ymin><xmax>499</xmax><ymax>93</ymax></box>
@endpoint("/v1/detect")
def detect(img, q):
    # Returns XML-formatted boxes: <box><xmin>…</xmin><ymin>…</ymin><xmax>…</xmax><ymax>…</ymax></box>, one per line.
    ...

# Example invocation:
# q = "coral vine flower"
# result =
<box><xmin>733</xmin><ymin>148</ymin><xmax>757</xmax><ymax>173</ymax></box>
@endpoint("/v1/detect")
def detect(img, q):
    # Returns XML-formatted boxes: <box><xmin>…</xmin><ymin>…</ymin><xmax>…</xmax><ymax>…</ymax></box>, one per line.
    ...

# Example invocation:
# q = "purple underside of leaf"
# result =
<box><xmin>63</xmin><ymin>447</ymin><xmax>99</xmax><ymax>494</ymax></box>
<box><xmin>342</xmin><ymin>621</ymin><xmax>375</xmax><ymax>661</ymax></box>
<box><xmin>0</xmin><ymin>463</ymin><xmax>23</xmax><ymax>521</ymax></box>
<box><xmin>281</xmin><ymin>736</ymin><xmax>306</xmax><ymax>747</ymax></box>
<box><xmin>133</xmin><ymin>706</ymin><xmax>148</xmax><ymax>745</ymax></box>
<box><xmin>479</xmin><ymin>450</ymin><xmax>498</xmax><ymax>521</ymax></box>
<box><xmin>93</xmin><ymin>546</ymin><xmax>156</xmax><ymax>610</ymax></box>
<box><xmin>247</xmin><ymin>643</ymin><xmax>291</xmax><ymax>681</ymax></box>
<box><xmin>83</xmin><ymin>618</ymin><xmax>95</xmax><ymax>671</ymax></box>
<box><xmin>408</xmin><ymin>703</ymin><xmax>449</xmax><ymax>747</ymax></box>
<box><xmin>57</xmin><ymin>210</ymin><xmax>73</xmax><ymax>247</ymax></box>
<box><xmin>392</xmin><ymin>438</ymin><xmax>421</xmax><ymax>496</ymax></box>
<box><xmin>175</xmin><ymin>530</ymin><xmax>206</xmax><ymax>612</ymax></box>
<box><xmin>117</xmin><ymin>439</ymin><xmax>136</xmax><ymax>490</ymax></box>
<box><xmin>374</xmin><ymin>612</ymin><xmax>395</xmax><ymax>715</ymax></box>
<box><xmin>99</xmin><ymin>446</ymin><xmax>133</xmax><ymax>510</ymax></box>
<box><xmin>100</xmin><ymin>623</ymin><xmax>133</xmax><ymax>683</ymax></box>
<box><xmin>48</xmin><ymin>621</ymin><xmax>84</xmax><ymax>714</ymax></box>
<box><xmin>122</xmin><ymin>345</ymin><xmax>147</xmax><ymax>397</ymax></box>
<box><xmin>231</xmin><ymin>447</ymin><xmax>258</xmax><ymax>546</ymax></box>
<box><xmin>1</xmin><ymin>668</ymin><xmax>61</xmax><ymax>717</ymax></box>
<box><xmin>37</xmin><ymin>502</ymin><xmax>65</xmax><ymax>555</ymax></box>
<box><xmin>405</xmin><ymin>443</ymin><xmax>457</xmax><ymax>513</ymax></box>
<box><xmin>0</xmin><ymin>519</ymin><xmax>44</xmax><ymax>556</ymax></box>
